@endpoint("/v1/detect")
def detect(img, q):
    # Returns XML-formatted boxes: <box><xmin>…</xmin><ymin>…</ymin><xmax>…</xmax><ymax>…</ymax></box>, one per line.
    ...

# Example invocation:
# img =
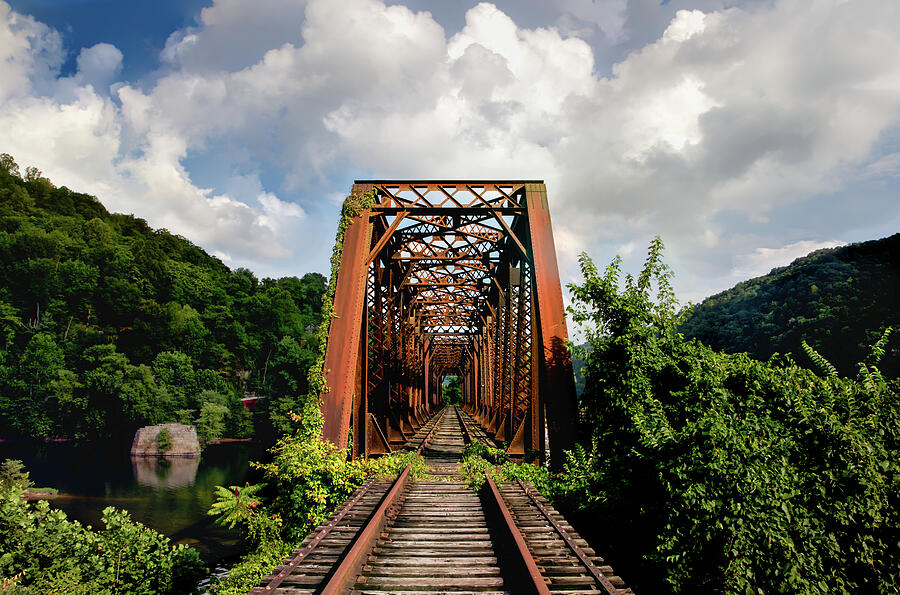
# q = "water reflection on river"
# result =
<box><xmin>132</xmin><ymin>456</ymin><xmax>201</xmax><ymax>488</ymax></box>
<box><xmin>0</xmin><ymin>440</ymin><xmax>266</xmax><ymax>564</ymax></box>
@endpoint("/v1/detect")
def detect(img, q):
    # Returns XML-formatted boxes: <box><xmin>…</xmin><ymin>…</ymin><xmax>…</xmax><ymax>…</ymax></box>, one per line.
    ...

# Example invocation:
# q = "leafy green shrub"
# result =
<box><xmin>209</xmin><ymin>544</ymin><xmax>293</xmax><ymax>595</ymax></box>
<box><xmin>460</xmin><ymin>450</ymin><xmax>494</xmax><ymax>490</ymax></box>
<box><xmin>0</xmin><ymin>474</ymin><xmax>205</xmax><ymax>593</ymax></box>
<box><xmin>459</xmin><ymin>440</ymin><xmax>550</xmax><ymax>493</ymax></box>
<box><xmin>196</xmin><ymin>402</ymin><xmax>229</xmax><ymax>443</ymax></box>
<box><xmin>462</xmin><ymin>439</ymin><xmax>508</xmax><ymax>464</ymax></box>
<box><xmin>208</xmin><ymin>430</ymin><xmax>424</xmax><ymax>593</ymax></box>
<box><xmin>0</xmin><ymin>459</ymin><xmax>32</xmax><ymax>491</ymax></box>
<box><xmin>495</xmin><ymin>460</ymin><xmax>551</xmax><ymax>495</ymax></box>
<box><xmin>564</xmin><ymin>237</ymin><xmax>900</xmax><ymax>593</ymax></box>
<box><xmin>156</xmin><ymin>427</ymin><xmax>173</xmax><ymax>452</ymax></box>
<box><xmin>255</xmin><ymin>433</ymin><xmax>425</xmax><ymax>542</ymax></box>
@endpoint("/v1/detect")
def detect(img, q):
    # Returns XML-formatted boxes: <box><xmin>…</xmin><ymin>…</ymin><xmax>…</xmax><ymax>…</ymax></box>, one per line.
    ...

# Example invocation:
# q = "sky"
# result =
<box><xmin>1</xmin><ymin>0</ymin><xmax>898</xmax><ymax>306</ymax></box>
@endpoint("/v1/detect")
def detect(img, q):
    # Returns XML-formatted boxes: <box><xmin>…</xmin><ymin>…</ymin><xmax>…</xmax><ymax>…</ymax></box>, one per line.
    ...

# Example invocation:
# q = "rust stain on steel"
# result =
<box><xmin>484</xmin><ymin>475</ymin><xmax>552</xmax><ymax>595</ymax></box>
<box><xmin>525</xmin><ymin>183</ymin><xmax>578</xmax><ymax>467</ymax></box>
<box><xmin>321</xmin><ymin>185</ymin><xmax>373</xmax><ymax>450</ymax></box>
<box><xmin>320</xmin><ymin>464</ymin><xmax>413</xmax><ymax>595</ymax></box>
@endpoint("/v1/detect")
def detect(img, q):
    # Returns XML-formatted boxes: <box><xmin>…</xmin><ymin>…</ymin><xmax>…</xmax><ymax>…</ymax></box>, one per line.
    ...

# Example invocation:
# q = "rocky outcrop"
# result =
<box><xmin>130</xmin><ymin>423</ymin><xmax>200</xmax><ymax>457</ymax></box>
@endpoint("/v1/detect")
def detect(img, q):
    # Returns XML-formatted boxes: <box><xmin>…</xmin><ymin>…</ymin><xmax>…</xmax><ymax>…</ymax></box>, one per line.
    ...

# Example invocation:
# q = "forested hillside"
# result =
<box><xmin>679</xmin><ymin>234</ymin><xmax>900</xmax><ymax>377</ymax></box>
<box><xmin>0</xmin><ymin>154</ymin><xmax>324</xmax><ymax>442</ymax></box>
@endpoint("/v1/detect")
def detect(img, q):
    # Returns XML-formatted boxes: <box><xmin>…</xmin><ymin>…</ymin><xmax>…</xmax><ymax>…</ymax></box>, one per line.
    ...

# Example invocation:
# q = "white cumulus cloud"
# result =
<box><xmin>1</xmin><ymin>0</ymin><xmax>898</xmax><ymax>297</ymax></box>
<box><xmin>731</xmin><ymin>240</ymin><xmax>845</xmax><ymax>280</ymax></box>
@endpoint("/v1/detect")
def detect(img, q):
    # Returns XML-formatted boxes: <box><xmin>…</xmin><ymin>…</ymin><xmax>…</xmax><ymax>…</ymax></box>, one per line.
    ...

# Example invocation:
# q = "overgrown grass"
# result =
<box><xmin>459</xmin><ymin>439</ymin><xmax>550</xmax><ymax>494</ymax></box>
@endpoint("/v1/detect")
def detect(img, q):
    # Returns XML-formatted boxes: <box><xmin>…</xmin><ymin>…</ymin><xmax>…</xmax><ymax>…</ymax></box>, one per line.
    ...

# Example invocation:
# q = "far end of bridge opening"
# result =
<box><xmin>318</xmin><ymin>181</ymin><xmax>578</xmax><ymax>468</ymax></box>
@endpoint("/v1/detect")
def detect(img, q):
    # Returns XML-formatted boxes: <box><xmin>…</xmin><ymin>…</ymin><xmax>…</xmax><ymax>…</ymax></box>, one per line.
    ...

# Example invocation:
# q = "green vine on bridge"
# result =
<box><xmin>290</xmin><ymin>190</ymin><xmax>377</xmax><ymax>438</ymax></box>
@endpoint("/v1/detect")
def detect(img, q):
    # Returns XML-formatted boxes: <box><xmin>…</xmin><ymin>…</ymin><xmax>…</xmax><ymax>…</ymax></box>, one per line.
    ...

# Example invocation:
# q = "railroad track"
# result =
<box><xmin>252</xmin><ymin>406</ymin><xmax>630</xmax><ymax>594</ymax></box>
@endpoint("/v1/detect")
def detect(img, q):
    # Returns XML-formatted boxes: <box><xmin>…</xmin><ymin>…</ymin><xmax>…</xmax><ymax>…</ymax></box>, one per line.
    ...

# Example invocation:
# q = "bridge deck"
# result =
<box><xmin>252</xmin><ymin>407</ymin><xmax>630</xmax><ymax>594</ymax></box>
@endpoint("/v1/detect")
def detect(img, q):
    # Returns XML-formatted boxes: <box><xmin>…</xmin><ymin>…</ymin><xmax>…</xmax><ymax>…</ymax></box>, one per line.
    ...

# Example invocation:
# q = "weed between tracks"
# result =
<box><xmin>459</xmin><ymin>439</ymin><xmax>550</xmax><ymax>493</ymax></box>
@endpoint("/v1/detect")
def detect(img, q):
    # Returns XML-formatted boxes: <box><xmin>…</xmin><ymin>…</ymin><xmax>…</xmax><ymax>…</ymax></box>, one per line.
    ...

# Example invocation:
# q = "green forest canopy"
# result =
<box><xmin>0</xmin><ymin>153</ymin><xmax>325</xmax><ymax>442</ymax></box>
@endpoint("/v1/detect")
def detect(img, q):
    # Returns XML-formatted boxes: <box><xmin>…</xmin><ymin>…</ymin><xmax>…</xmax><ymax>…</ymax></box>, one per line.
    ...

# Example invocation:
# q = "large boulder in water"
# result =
<box><xmin>130</xmin><ymin>423</ymin><xmax>200</xmax><ymax>457</ymax></box>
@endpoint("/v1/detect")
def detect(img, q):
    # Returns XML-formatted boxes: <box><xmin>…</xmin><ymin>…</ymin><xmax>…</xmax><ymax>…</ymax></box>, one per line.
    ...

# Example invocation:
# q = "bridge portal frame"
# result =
<box><xmin>319</xmin><ymin>181</ymin><xmax>577</xmax><ymax>467</ymax></box>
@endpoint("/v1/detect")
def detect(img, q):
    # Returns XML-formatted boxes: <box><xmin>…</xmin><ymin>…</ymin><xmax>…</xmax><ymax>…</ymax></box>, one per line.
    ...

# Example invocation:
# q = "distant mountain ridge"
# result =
<box><xmin>678</xmin><ymin>234</ymin><xmax>900</xmax><ymax>378</ymax></box>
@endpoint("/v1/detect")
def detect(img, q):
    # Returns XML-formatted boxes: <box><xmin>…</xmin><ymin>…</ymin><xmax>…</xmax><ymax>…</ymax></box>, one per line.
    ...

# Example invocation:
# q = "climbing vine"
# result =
<box><xmin>291</xmin><ymin>190</ymin><xmax>377</xmax><ymax>437</ymax></box>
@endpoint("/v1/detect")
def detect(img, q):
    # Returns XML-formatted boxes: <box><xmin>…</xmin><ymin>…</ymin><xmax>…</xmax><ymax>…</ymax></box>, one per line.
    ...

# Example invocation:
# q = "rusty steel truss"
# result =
<box><xmin>319</xmin><ymin>181</ymin><xmax>577</xmax><ymax>466</ymax></box>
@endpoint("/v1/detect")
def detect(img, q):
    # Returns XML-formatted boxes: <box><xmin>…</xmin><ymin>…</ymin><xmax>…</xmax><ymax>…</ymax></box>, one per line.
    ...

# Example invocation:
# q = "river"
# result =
<box><xmin>0</xmin><ymin>439</ymin><xmax>267</xmax><ymax>565</ymax></box>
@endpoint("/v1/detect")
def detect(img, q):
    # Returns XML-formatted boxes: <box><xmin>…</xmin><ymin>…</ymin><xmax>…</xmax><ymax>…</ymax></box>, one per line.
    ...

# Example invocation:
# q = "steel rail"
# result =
<box><xmin>250</xmin><ymin>477</ymin><xmax>378</xmax><ymax>594</ymax></box>
<box><xmin>413</xmin><ymin>409</ymin><xmax>443</xmax><ymax>455</ymax></box>
<box><xmin>515</xmin><ymin>479</ymin><xmax>623</xmax><ymax>594</ymax></box>
<box><xmin>317</xmin><ymin>408</ymin><xmax>443</xmax><ymax>594</ymax></box>
<box><xmin>319</xmin><ymin>464</ymin><xmax>413</xmax><ymax>595</ymax></box>
<box><xmin>455</xmin><ymin>406</ymin><xmax>550</xmax><ymax>594</ymax></box>
<box><xmin>456</xmin><ymin>406</ymin><xmax>495</xmax><ymax>447</ymax></box>
<box><xmin>456</xmin><ymin>406</ymin><xmax>474</xmax><ymax>445</ymax></box>
<box><xmin>482</xmin><ymin>473</ymin><xmax>550</xmax><ymax>594</ymax></box>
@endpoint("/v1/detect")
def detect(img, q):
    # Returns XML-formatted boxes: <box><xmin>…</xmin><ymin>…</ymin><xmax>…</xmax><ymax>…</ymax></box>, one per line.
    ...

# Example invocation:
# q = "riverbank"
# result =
<box><xmin>1</xmin><ymin>439</ymin><xmax>265</xmax><ymax>565</ymax></box>
<box><xmin>22</xmin><ymin>487</ymin><xmax>59</xmax><ymax>499</ymax></box>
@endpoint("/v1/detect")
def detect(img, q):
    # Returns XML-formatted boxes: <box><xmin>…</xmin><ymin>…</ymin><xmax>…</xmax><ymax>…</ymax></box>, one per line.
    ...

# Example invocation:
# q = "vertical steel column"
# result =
<box><xmin>352</xmin><ymin>293</ymin><xmax>368</xmax><ymax>459</ymax></box>
<box><xmin>321</xmin><ymin>185</ymin><xmax>374</xmax><ymax>451</ymax></box>
<box><xmin>423</xmin><ymin>342</ymin><xmax>431</xmax><ymax>414</ymax></box>
<box><xmin>525</xmin><ymin>183</ymin><xmax>577</xmax><ymax>469</ymax></box>
<box><xmin>530</xmin><ymin>292</ymin><xmax>543</xmax><ymax>454</ymax></box>
<box><xmin>473</xmin><ymin>343</ymin><xmax>481</xmax><ymax>413</ymax></box>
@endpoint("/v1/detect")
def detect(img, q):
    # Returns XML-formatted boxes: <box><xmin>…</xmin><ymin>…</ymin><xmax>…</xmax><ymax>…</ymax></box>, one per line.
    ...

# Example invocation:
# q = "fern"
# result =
<box><xmin>208</xmin><ymin>483</ymin><xmax>265</xmax><ymax>529</ymax></box>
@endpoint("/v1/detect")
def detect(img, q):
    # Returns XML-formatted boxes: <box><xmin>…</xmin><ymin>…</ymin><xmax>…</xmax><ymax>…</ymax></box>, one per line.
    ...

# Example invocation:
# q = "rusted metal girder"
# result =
<box><xmin>320</xmin><ymin>186</ymin><xmax>373</xmax><ymax>451</ymax></box>
<box><xmin>524</xmin><ymin>184</ymin><xmax>577</xmax><ymax>466</ymax></box>
<box><xmin>320</xmin><ymin>181</ymin><xmax>577</xmax><ymax>465</ymax></box>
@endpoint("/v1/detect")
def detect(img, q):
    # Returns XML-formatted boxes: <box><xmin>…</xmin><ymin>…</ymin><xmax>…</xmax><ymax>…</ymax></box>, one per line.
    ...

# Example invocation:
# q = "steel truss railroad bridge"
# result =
<box><xmin>320</xmin><ymin>181</ymin><xmax>578</xmax><ymax>465</ymax></box>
